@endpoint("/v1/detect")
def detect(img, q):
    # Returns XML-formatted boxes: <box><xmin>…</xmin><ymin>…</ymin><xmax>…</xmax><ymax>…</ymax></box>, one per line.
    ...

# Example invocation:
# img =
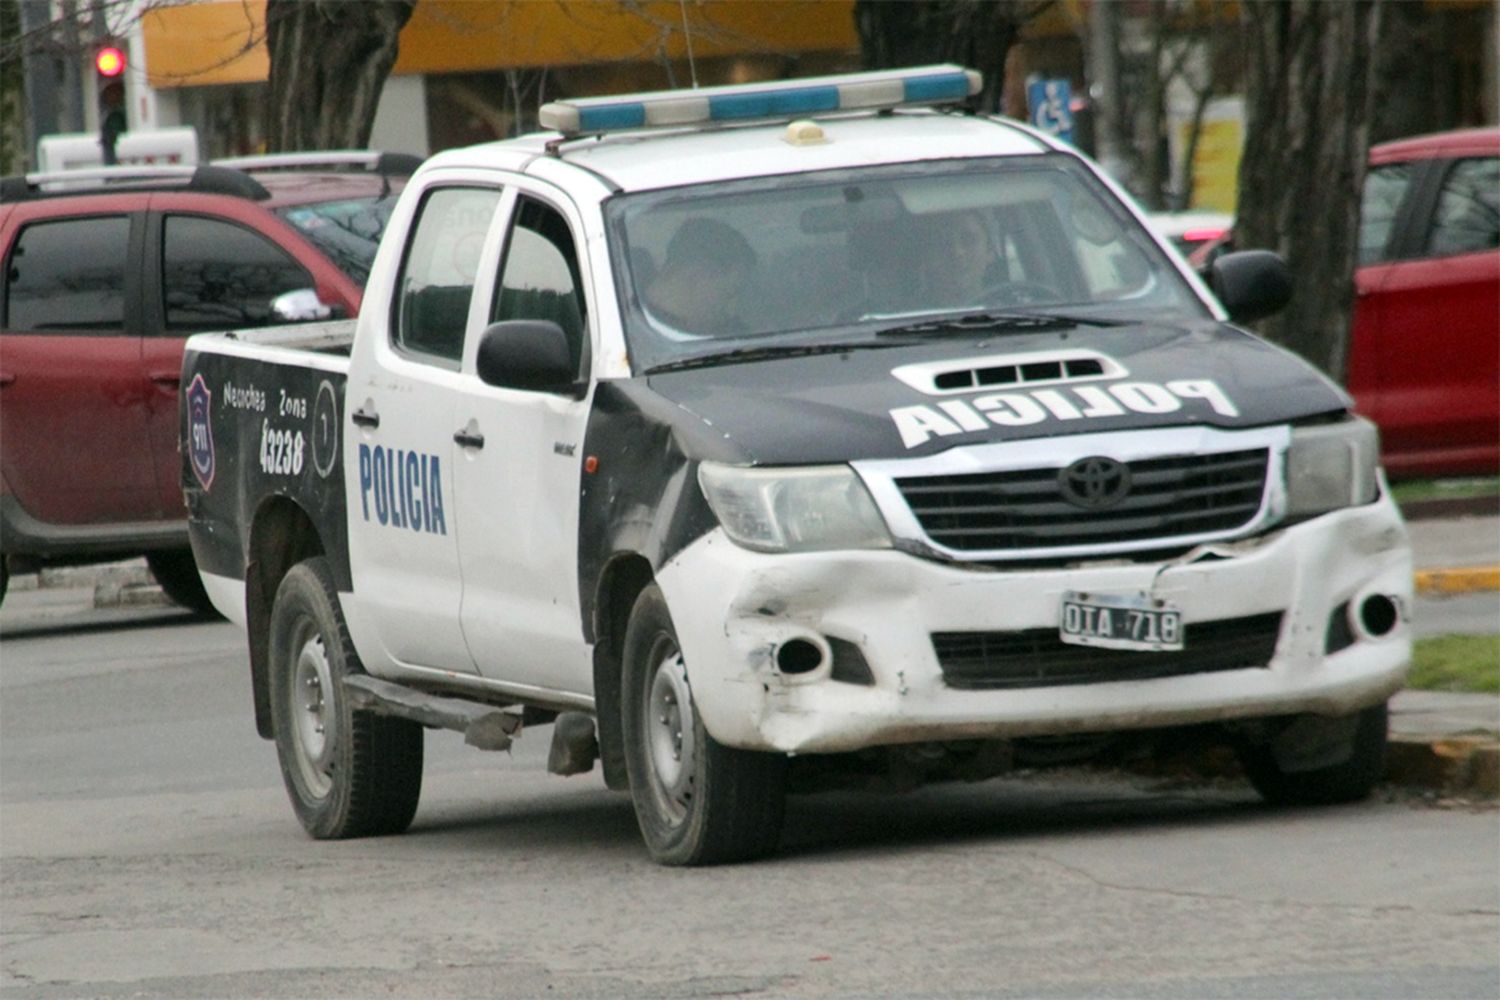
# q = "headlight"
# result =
<box><xmin>1284</xmin><ymin>416</ymin><xmax>1380</xmax><ymax>517</ymax></box>
<box><xmin>698</xmin><ymin>462</ymin><xmax>892</xmax><ymax>553</ymax></box>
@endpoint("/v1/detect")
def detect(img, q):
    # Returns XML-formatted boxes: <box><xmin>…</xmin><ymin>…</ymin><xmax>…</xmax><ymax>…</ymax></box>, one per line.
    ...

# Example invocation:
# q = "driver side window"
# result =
<box><xmin>491</xmin><ymin>197</ymin><xmax>588</xmax><ymax>378</ymax></box>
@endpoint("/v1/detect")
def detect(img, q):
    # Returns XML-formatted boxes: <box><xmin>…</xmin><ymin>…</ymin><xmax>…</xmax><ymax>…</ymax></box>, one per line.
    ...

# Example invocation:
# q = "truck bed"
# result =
<box><xmin>187</xmin><ymin>318</ymin><xmax>358</xmax><ymax>367</ymax></box>
<box><xmin>181</xmin><ymin>318</ymin><xmax>358</xmax><ymax>613</ymax></box>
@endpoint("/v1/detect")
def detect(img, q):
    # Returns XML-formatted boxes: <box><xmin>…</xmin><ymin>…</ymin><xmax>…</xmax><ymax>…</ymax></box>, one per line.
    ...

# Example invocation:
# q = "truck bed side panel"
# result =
<box><xmin>181</xmin><ymin>345</ymin><xmax>352</xmax><ymax>593</ymax></box>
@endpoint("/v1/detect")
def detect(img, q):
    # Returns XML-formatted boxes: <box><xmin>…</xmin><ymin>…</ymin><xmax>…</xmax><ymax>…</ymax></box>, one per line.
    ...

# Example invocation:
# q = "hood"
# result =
<box><xmin>642</xmin><ymin>320</ymin><xmax>1349</xmax><ymax>464</ymax></box>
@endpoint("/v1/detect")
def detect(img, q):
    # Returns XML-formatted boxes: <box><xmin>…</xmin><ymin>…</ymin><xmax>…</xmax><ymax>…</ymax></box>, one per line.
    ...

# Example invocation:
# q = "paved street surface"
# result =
<box><xmin>3</xmin><ymin>589</ymin><xmax>1498</xmax><ymax>999</ymax></box>
<box><xmin>1409</xmin><ymin>513</ymin><xmax>1500</xmax><ymax>636</ymax></box>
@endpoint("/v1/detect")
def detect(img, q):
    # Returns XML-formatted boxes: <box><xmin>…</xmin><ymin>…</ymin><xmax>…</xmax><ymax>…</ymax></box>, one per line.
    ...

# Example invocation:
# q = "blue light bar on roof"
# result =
<box><xmin>538</xmin><ymin>65</ymin><xmax>982</xmax><ymax>137</ymax></box>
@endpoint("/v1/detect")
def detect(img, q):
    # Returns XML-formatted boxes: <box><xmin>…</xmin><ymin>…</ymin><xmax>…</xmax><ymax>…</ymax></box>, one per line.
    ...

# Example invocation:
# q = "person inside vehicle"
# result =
<box><xmin>919</xmin><ymin>211</ymin><xmax>994</xmax><ymax>307</ymax></box>
<box><xmin>642</xmin><ymin>217</ymin><xmax>756</xmax><ymax>337</ymax></box>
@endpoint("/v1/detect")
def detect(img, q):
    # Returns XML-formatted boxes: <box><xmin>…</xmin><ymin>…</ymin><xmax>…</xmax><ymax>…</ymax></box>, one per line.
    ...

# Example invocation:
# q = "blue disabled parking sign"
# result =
<box><xmin>1026</xmin><ymin>77</ymin><xmax>1074</xmax><ymax>143</ymax></box>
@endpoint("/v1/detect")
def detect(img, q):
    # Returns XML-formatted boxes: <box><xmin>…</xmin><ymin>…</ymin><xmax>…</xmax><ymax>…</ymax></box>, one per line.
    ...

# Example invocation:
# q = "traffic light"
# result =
<box><xmin>94</xmin><ymin>43</ymin><xmax>127</xmax><ymax>165</ymax></box>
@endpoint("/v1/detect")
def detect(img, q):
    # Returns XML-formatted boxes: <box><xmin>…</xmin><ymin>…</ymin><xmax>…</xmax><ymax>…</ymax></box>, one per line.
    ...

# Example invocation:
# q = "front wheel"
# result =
<box><xmin>621</xmin><ymin>583</ymin><xmax>787</xmax><ymax>866</ymax></box>
<box><xmin>269</xmin><ymin>557</ymin><xmax>423</xmax><ymax>838</ymax></box>
<box><xmin>1236</xmin><ymin>702</ymin><xmax>1388</xmax><ymax>805</ymax></box>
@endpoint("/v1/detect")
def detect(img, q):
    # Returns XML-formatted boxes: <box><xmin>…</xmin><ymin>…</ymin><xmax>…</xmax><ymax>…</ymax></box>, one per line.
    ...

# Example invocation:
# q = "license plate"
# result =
<box><xmin>1059</xmin><ymin>591</ymin><xmax>1184</xmax><ymax>651</ymax></box>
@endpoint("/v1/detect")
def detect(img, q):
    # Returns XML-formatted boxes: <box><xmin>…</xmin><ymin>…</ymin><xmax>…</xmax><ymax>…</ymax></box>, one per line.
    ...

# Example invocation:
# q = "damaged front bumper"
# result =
<box><xmin>655</xmin><ymin>495</ymin><xmax>1412</xmax><ymax>754</ymax></box>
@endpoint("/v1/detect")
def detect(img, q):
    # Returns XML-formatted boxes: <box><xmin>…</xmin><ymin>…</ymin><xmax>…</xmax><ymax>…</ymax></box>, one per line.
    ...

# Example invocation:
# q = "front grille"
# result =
<box><xmin>895</xmin><ymin>448</ymin><xmax>1269</xmax><ymax>553</ymax></box>
<box><xmin>933</xmin><ymin>611</ymin><xmax>1284</xmax><ymax>690</ymax></box>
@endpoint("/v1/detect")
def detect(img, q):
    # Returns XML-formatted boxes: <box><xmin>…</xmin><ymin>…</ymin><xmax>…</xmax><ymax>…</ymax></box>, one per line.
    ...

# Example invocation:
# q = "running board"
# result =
<box><xmin>343</xmin><ymin>674</ymin><xmax>522</xmax><ymax>751</ymax></box>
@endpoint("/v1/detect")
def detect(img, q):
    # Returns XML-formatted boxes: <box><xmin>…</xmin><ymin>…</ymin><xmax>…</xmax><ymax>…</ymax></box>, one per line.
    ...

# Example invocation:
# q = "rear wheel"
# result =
<box><xmin>269</xmin><ymin>557</ymin><xmax>423</xmax><ymax>838</ymax></box>
<box><xmin>622</xmin><ymin>584</ymin><xmax>787</xmax><ymax>866</ymax></box>
<box><xmin>1237</xmin><ymin>702</ymin><xmax>1388</xmax><ymax>805</ymax></box>
<box><xmin>146</xmin><ymin>548</ymin><xmax>218</xmax><ymax>616</ymax></box>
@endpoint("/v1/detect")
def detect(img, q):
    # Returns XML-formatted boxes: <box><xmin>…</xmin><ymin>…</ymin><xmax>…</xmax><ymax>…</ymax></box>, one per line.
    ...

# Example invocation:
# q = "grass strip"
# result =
<box><xmin>1390</xmin><ymin>477</ymin><xmax>1500</xmax><ymax>505</ymax></box>
<box><xmin>1408</xmin><ymin>635</ymin><xmax>1500</xmax><ymax>694</ymax></box>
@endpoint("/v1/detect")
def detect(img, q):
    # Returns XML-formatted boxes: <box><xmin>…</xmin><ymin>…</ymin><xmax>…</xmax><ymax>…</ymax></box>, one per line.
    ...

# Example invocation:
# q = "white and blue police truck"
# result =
<box><xmin>180</xmin><ymin>66</ymin><xmax>1412</xmax><ymax>865</ymax></box>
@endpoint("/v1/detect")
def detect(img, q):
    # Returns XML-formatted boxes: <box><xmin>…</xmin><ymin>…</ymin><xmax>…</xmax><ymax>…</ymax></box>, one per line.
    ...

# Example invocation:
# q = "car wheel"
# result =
<box><xmin>269</xmin><ymin>556</ymin><xmax>423</xmax><ymax>838</ymax></box>
<box><xmin>1237</xmin><ymin>702</ymin><xmax>1388</xmax><ymax>805</ymax></box>
<box><xmin>146</xmin><ymin>549</ymin><xmax>219</xmax><ymax>616</ymax></box>
<box><xmin>621</xmin><ymin>583</ymin><xmax>786</xmax><ymax>866</ymax></box>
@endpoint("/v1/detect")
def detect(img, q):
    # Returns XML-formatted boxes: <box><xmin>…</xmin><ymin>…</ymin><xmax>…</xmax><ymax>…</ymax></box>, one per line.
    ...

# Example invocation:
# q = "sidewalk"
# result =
<box><xmin>1407</xmin><ymin>514</ymin><xmax>1500</xmax><ymax>595</ymax></box>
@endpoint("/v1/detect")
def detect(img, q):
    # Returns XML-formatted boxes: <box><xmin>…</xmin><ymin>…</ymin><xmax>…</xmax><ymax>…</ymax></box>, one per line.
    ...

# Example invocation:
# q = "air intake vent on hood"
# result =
<box><xmin>891</xmin><ymin>349</ymin><xmax>1127</xmax><ymax>396</ymax></box>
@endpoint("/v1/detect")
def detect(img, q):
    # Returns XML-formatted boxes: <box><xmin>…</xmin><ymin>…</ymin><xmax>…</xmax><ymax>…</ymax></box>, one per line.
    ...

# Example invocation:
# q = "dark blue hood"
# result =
<box><xmin>640</xmin><ymin>320</ymin><xmax>1349</xmax><ymax>464</ymax></box>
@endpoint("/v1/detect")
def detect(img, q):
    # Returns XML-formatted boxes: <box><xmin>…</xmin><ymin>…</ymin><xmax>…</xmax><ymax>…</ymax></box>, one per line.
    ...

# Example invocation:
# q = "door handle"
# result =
<box><xmin>351</xmin><ymin>406</ymin><xmax>380</xmax><ymax>429</ymax></box>
<box><xmin>453</xmin><ymin>427</ymin><xmax>485</xmax><ymax>449</ymax></box>
<box><xmin>150</xmin><ymin>371</ymin><xmax>181</xmax><ymax>387</ymax></box>
<box><xmin>0</xmin><ymin>371</ymin><xmax>14</xmax><ymax>387</ymax></box>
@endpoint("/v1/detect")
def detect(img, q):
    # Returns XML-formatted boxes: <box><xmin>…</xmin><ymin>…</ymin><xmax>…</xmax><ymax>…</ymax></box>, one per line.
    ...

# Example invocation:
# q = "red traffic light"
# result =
<box><xmin>95</xmin><ymin>46</ymin><xmax>126</xmax><ymax>78</ymax></box>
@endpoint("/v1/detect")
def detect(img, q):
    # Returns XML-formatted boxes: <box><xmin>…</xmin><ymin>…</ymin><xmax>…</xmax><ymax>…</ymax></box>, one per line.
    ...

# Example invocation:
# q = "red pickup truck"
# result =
<box><xmin>0</xmin><ymin>154</ymin><xmax>414</xmax><ymax>607</ymax></box>
<box><xmin>1188</xmin><ymin>128</ymin><xmax>1499</xmax><ymax>479</ymax></box>
<box><xmin>1349</xmin><ymin>128</ymin><xmax>1499</xmax><ymax>479</ymax></box>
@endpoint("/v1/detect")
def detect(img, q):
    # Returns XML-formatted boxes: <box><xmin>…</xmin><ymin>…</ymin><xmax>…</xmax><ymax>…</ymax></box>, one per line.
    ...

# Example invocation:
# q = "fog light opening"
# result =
<box><xmin>776</xmin><ymin>638</ymin><xmax>826</xmax><ymax>675</ymax></box>
<box><xmin>1357</xmin><ymin>594</ymin><xmax>1400</xmax><ymax>639</ymax></box>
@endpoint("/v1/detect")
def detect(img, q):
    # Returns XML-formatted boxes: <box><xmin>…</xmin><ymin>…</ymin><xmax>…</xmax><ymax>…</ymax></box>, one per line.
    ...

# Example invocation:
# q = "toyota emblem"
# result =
<box><xmin>1059</xmin><ymin>456</ymin><xmax>1131</xmax><ymax>509</ymax></box>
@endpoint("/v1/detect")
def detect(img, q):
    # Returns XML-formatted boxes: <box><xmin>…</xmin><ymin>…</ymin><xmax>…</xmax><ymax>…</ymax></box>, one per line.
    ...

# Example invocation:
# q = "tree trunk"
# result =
<box><xmin>854</xmin><ymin>1</ymin><xmax>1045</xmax><ymax>113</ymax></box>
<box><xmin>265</xmin><ymin>0</ymin><xmax>416</xmax><ymax>152</ymax></box>
<box><xmin>0</xmin><ymin>0</ymin><xmax>25</xmax><ymax>174</ymax></box>
<box><xmin>1234</xmin><ymin>0</ymin><xmax>1381</xmax><ymax>381</ymax></box>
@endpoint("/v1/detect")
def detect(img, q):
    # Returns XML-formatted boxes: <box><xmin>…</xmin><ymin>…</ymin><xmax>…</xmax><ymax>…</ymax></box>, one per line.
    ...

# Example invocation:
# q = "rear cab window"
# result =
<box><xmin>392</xmin><ymin>187</ymin><xmax>504</xmax><ymax>367</ymax></box>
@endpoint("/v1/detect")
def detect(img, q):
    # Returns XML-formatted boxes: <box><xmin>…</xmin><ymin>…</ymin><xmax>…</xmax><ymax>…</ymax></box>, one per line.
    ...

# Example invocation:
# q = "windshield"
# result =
<box><xmin>607</xmin><ymin>155</ymin><xmax>1208</xmax><ymax>371</ymax></box>
<box><xmin>276</xmin><ymin>194</ymin><xmax>401</xmax><ymax>286</ymax></box>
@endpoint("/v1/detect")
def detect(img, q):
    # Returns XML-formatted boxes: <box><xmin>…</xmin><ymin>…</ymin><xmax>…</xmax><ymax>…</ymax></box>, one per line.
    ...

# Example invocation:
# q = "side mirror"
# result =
<box><xmin>476</xmin><ymin>319</ymin><xmax>578</xmax><ymax>394</ymax></box>
<box><xmin>270</xmin><ymin>288</ymin><xmax>334</xmax><ymax>323</ymax></box>
<box><xmin>1208</xmin><ymin>250</ymin><xmax>1293</xmax><ymax>324</ymax></box>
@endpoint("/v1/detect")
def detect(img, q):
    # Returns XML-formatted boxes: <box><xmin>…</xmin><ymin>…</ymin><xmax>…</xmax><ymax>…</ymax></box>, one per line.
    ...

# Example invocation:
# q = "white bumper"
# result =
<box><xmin>655</xmin><ymin>496</ymin><xmax>1412</xmax><ymax>754</ymax></box>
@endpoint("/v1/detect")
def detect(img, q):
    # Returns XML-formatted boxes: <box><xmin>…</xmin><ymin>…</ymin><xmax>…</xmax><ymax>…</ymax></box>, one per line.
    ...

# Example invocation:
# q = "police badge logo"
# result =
<box><xmin>187</xmin><ymin>373</ymin><xmax>215</xmax><ymax>489</ymax></box>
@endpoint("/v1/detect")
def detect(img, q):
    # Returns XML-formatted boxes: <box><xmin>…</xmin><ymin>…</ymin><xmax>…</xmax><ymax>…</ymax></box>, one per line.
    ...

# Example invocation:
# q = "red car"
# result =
<box><xmin>0</xmin><ymin>153</ymin><xmax>414</xmax><ymax>608</ymax></box>
<box><xmin>1191</xmin><ymin>128</ymin><xmax>1499</xmax><ymax>479</ymax></box>
<box><xmin>1350</xmin><ymin>128</ymin><xmax>1499</xmax><ymax>479</ymax></box>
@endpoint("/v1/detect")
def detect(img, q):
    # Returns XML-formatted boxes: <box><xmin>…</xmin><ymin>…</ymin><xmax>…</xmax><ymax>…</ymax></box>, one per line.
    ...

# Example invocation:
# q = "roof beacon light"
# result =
<box><xmin>539</xmin><ymin>65</ymin><xmax>982</xmax><ymax>138</ymax></box>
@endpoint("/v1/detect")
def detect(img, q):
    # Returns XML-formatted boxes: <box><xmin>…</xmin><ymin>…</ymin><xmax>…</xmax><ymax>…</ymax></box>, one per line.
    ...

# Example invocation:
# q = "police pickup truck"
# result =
<box><xmin>182</xmin><ymin>67</ymin><xmax>1412</xmax><ymax>866</ymax></box>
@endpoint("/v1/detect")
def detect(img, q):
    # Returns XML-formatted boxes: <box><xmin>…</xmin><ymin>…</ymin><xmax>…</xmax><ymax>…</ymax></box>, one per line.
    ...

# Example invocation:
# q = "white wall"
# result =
<box><xmin>370</xmin><ymin>75</ymin><xmax>431</xmax><ymax>157</ymax></box>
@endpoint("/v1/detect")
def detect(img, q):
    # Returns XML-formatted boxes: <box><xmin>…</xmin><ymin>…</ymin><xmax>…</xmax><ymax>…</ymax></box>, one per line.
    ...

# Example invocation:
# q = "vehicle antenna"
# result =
<box><xmin>678</xmin><ymin>0</ymin><xmax>699</xmax><ymax>89</ymax></box>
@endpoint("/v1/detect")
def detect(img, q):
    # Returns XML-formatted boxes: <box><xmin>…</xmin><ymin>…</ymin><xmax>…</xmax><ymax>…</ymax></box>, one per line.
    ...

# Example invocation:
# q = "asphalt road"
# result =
<box><xmin>2</xmin><ymin>591</ymin><xmax>1497</xmax><ymax>999</ymax></box>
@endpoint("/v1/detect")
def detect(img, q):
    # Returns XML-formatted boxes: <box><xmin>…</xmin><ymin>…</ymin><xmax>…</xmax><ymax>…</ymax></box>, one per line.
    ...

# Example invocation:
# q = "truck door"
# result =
<box><xmin>143</xmin><ymin>199</ymin><xmax>338</xmax><ymax>520</ymax></box>
<box><xmin>0</xmin><ymin>205</ymin><xmax>160</xmax><ymax>526</ymax></box>
<box><xmin>454</xmin><ymin>190</ymin><xmax>594</xmax><ymax>697</ymax></box>
<box><xmin>343</xmin><ymin>184</ymin><xmax>504</xmax><ymax>673</ymax></box>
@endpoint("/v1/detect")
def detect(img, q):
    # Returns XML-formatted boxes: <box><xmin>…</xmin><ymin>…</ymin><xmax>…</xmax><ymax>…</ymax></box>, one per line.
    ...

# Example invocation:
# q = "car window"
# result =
<box><xmin>491</xmin><ymin>197</ymin><xmax>587</xmax><ymax>377</ymax></box>
<box><xmin>393</xmin><ymin>187</ymin><xmax>502</xmax><ymax>366</ymax></box>
<box><xmin>1357</xmin><ymin>163</ymin><xmax>1414</xmax><ymax>266</ymax></box>
<box><xmin>162</xmin><ymin>215</ymin><xmax>314</xmax><ymax>332</ymax></box>
<box><xmin>276</xmin><ymin>194</ymin><xmax>401</xmax><ymax>286</ymax></box>
<box><xmin>3</xmin><ymin>216</ymin><xmax>130</xmax><ymax>332</ymax></box>
<box><xmin>1427</xmin><ymin>157</ymin><xmax>1500</xmax><ymax>258</ymax></box>
<box><xmin>608</xmin><ymin>156</ymin><xmax>1204</xmax><ymax>371</ymax></box>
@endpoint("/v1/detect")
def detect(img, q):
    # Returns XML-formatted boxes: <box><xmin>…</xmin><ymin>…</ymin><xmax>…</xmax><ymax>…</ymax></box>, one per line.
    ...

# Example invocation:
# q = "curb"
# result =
<box><xmin>1124</xmin><ymin>735</ymin><xmax>1499</xmax><ymax>799</ymax></box>
<box><xmin>1413</xmin><ymin>565</ymin><xmax>1500</xmax><ymax>595</ymax></box>
<box><xmin>1386</xmin><ymin>736</ymin><xmax>1500</xmax><ymax>798</ymax></box>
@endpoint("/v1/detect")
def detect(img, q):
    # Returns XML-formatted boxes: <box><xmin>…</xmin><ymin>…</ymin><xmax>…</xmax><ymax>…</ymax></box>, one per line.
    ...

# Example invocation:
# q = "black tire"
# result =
<box><xmin>1237</xmin><ymin>702</ymin><xmax>1388</xmax><ymax>805</ymax></box>
<box><xmin>0</xmin><ymin>556</ymin><xmax>8</xmax><ymax>608</ymax></box>
<box><xmin>268</xmin><ymin>557</ymin><xmax>423</xmax><ymax>838</ymax></box>
<box><xmin>146</xmin><ymin>548</ymin><xmax>220</xmax><ymax>616</ymax></box>
<box><xmin>621</xmin><ymin>583</ymin><xmax>787</xmax><ymax>866</ymax></box>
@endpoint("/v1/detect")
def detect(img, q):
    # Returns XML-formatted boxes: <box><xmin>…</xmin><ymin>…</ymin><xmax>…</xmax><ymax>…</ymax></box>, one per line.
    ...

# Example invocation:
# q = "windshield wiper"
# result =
<box><xmin>644</xmin><ymin>340</ymin><xmax>906</xmax><ymax>375</ymax></box>
<box><xmin>875</xmin><ymin>310</ymin><xmax>1124</xmax><ymax>338</ymax></box>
